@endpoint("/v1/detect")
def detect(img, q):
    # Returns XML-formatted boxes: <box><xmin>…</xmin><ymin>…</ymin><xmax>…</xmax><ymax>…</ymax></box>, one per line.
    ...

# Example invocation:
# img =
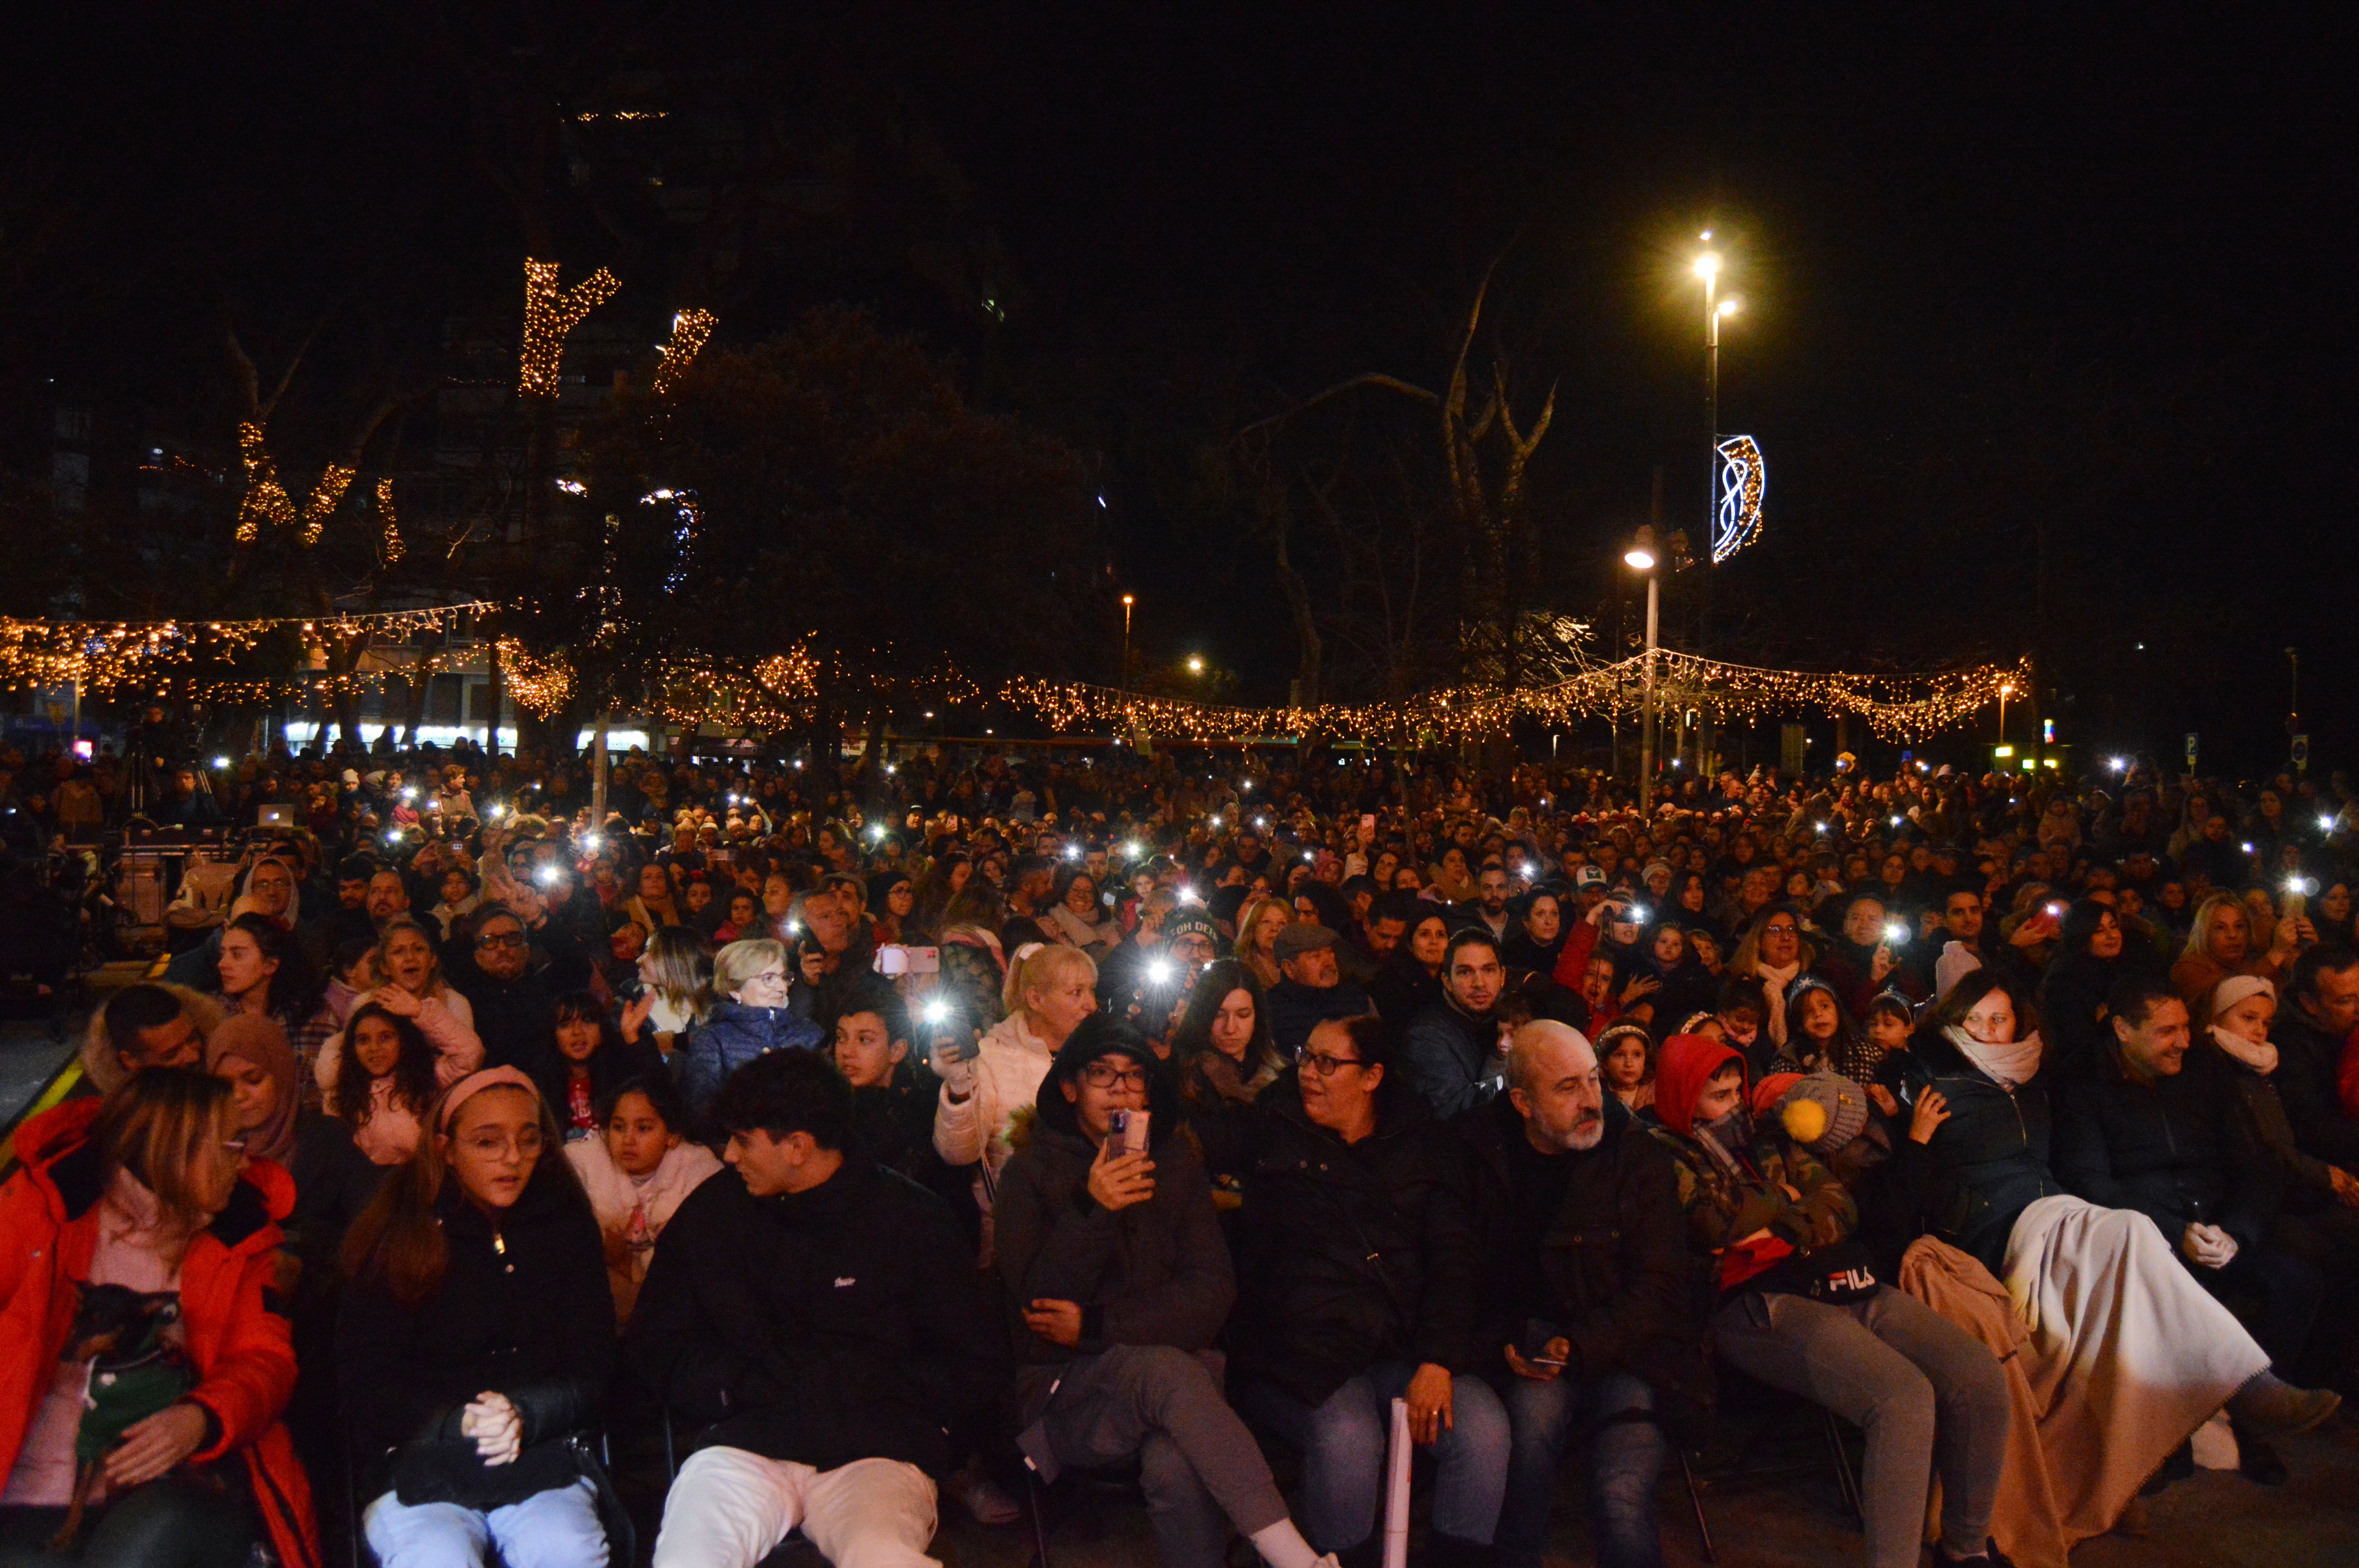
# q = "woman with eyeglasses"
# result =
<box><xmin>0</xmin><ymin>1068</ymin><xmax>318</xmax><ymax>1568</ymax></box>
<box><xmin>672</xmin><ymin>938</ymin><xmax>825</xmax><ymax>1127</ymax></box>
<box><xmin>338</xmin><ymin>1071</ymin><xmax>613</xmax><ymax>1568</ymax></box>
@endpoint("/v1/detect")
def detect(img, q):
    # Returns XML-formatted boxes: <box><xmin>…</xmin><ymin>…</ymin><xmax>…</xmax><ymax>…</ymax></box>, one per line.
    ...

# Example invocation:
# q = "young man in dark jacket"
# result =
<box><xmin>995</xmin><ymin>1017</ymin><xmax>1336</xmax><ymax>1568</ymax></box>
<box><xmin>2273</xmin><ymin>945</ymin><xmax>2359</xmax><ymax>1167</ymax></box>
<box><xmin>1230</xmin><ymin>1016</ymin><xmax>1509</xmax><ymax>1566</ymax></box>
<box><xmin>627</xmin><ymin>1049</ymin><xmax>1006</xmax><ymax>1568</ymax></box>
<box><xmin>1454</xmin><ymin>1022</ymin><xmax>1706</xmax><ymax>1568</ymax></box>
<box><xmin>1402</xmin><ymin>931</ymin><xmax>1509</xmax><ymax>1119</ymax></box>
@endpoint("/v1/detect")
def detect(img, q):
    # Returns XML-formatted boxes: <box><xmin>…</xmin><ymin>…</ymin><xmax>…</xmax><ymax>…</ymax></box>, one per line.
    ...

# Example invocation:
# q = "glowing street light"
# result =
<box><xmin>1625</xmin><ymin>526</ymin><xmax>1661</xmax><ymax>791</ymax></box>
<box><xmin>1120</xmin><ymin>595</ymin><xmax>1136</xmax><ymax>698</ymax></box>
<box><xmin>1186</xmin><ymin>655</ymin><xmax>1205</xmax><ymax>675</ymax></box>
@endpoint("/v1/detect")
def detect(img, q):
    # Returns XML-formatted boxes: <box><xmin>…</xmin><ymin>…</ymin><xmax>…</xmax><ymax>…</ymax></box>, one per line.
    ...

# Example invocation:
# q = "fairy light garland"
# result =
<box><xmin>0</xmin><ymin>602</ymin><xmax>494</xmax><ymax>695</ymax></box>
<box><xmin>651</xmin><ymin>309</ymin><xmax>717</xmax><ymax>395</ymax></box>
<box><xmin>519</xmin><ymin>258</ymin><xmax>622</xmax><ymax>399</ymax></box>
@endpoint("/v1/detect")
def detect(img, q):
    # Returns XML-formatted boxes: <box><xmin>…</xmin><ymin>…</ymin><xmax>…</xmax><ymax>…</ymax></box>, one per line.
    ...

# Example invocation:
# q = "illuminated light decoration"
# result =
<box><xmin>299</xmin><ymin>463</ymin><xmax>357</xmax><ymax>546</ymax></box>
<box><xmin>518</xmin><ymin>258</ymin><xmax>622</xmax><ymax>399</ymax></box>
<box><xmin>574</xmin><ymin>110</ymin><xmax>667</xmax><ymax>122</ymax></box>
<box><xmin>376</xmin><ymin>478</ymin><xmax>403</xmax><ymax>563</ymax></box>
<box><xmin>496</xmin><ymin>639</ymin><xmax>576</xmax><ymax>718</ymax></box>
<box><xmin>0</xmin><ymin>601</ymin><xmax>491</xmax><ymax>697</ymax></box>
<box><xmin>650</xmin><ymin>309</ymin><xmax>718</xmax><ymax>396</ymax></box>
<box><xmin>1711</xmin><ymin>435</ymin><xmax>1765</xmax><ymax>563</ymax></box>
<box><xmin>234</xmin><ymin>422</ymin><xmax>294</xmax><ymax>543</ymax></box>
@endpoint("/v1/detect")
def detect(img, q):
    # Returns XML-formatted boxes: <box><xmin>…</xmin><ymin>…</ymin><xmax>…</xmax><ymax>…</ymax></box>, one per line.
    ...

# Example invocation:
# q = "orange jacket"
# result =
<box><xmin>0</xmin><ymin>1100</ymin><xmax>318</xmax><ymax>1568</ymax></box>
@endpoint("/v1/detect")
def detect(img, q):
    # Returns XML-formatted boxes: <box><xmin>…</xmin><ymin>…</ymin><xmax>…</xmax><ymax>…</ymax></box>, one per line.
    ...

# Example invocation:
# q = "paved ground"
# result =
<box><xmin>909</xmin><ymin>1415</ymin><xmax>2359</xmax><ymax>1567</ymax></box>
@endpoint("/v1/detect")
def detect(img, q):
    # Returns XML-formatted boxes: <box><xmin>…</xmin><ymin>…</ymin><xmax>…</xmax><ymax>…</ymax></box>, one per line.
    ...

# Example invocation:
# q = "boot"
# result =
<box><xmin>2227</xmin><ymin>1372</ymin><xmax>2341</xmax><ymax>1435</ymax></box>
<box><xmin>2230</xmin><ymin>1418</ymin><xmax>2290</xmax><ymax>1486</ymax></box>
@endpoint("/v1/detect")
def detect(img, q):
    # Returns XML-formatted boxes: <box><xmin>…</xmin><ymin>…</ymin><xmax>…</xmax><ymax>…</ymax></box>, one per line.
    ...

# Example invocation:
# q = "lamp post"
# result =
<box><xmin>1692</xmin><ymin>240</ymin><xmax>1737</xmax><ymax>777</ymax></box>
<box><xmin>1998</xmin><ymin>681</ymin><xmax>2012</xmax><ymax>746</ymax></box>
<box><xmin>1120</xmin><ymin>595</ymin><xmax>1135</xmax><ymax>698</ymax></box>
<box><xmin>1626</xmin><ymin>529</ymin><xmax>1660</xmax><ymax>796</ymax></box>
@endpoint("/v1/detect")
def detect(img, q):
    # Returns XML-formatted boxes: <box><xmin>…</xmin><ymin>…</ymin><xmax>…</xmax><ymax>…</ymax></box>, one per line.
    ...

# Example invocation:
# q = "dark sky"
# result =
<box><xmin>5</xmin><ymin>5</ymin><xmax>2351</xmax><ymax>773</ymax></box>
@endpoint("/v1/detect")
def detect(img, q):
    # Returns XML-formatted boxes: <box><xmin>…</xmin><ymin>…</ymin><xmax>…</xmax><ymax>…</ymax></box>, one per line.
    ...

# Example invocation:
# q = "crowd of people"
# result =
<box><xmin>4</xmin><ymin>726</ymin><xmax>2359</xmax><ymax>1568</ymax></box>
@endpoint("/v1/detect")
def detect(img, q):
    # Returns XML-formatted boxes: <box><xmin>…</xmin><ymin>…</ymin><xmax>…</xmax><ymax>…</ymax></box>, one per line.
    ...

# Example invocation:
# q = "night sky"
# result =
<box><xmin>4</xmin><ymin>5</ymin><xmax>2350</xmax><ymax>773</ymax></box>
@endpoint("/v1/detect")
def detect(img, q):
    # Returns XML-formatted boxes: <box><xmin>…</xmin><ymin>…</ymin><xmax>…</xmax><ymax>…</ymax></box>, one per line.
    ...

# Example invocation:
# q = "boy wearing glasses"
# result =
<box><xmin>994</xmin><ymin>1017</ymin><xmax>1339</xmax><ymax>1568</ymax></box>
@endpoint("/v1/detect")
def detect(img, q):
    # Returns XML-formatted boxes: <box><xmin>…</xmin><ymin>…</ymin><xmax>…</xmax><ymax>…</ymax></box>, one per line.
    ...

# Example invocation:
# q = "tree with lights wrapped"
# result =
<box><xmin>519</xmin><ymin>305</ymin><xmax>1098</xmax><ymax>765</ymax></box>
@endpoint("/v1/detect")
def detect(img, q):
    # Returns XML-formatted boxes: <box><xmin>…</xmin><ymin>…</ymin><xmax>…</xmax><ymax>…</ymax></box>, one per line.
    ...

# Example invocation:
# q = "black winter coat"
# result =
<box><xmin>625</xmin><ymin>1157</ymin><xmax>1005</xmax><ymax>1479</ymax></box>
<box><xmin>2052</xmin><ymin>1048</ymin><xmax>2268</xmax><ymax>1249</ymax></box>
<box><xmin>335</xmin><ymin>1164</ymin><xmax>613</xmax><ymax>1508</ymax></box>
<box><xmin>995</xmin><ymin>1083</ymin><xmax>1234</xmax><ymax>1374</ymax></box>
<box><xmin>2270</xmin><ymin>1010</ymin><xmax>2359</xmax><ymax>1169</ymax></box>
<box><xmin>1889</xmin><ymin>1030</ymin><xmax>2065</xmax><ymax>1276</ymax></box>
<box><xmin>1231</xmin><ymin>1069</ymin><xmax>1480</xmax><ymax>1405</ymax></box>
<box><xmin>447</xmin><ymin>963</ymin><xmax>555</xmax><ymax>1073</ymax></box>
<box><xmin>1451</xmin><ymin>1095</ymin><xmax>1710</xmax><ymax>1432</ymax></box>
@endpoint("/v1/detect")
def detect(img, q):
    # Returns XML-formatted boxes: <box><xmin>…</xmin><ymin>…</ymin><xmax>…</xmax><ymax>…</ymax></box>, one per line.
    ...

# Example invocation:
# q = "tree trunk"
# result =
<box><xmin>483</xmin><ymin>639</ymin><xmax>505</xmax><ymax>758</ymax></box>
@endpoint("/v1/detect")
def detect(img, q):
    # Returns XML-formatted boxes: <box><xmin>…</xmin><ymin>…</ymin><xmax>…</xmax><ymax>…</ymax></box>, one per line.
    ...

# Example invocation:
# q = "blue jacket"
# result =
<box><xmin>675</xmin><ymin>1001</ymin><xmax>824</xmax><ymax>1121</ymax></box>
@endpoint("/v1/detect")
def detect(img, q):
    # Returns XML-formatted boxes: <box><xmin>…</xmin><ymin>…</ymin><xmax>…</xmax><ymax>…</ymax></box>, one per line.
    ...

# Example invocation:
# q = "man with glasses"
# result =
<box><xmin>1232</xmin><ymin>1016</ymin><xmax>1509</xmax><ymax>1567</ymax></box>
<box><xmin>449</xmin><ymin>906</ymin><xmax>552</xmax><ymax>1070</ymax></box>
<box><xmin>994</xmin><ymin>1016</ymin><xmax>1340</xmax><ymax>1568</ymax></box>
<box><xmin>1403</xmin><ymin>931</ymin><xmax>1511</xmax><ymax>1117</ymax></box>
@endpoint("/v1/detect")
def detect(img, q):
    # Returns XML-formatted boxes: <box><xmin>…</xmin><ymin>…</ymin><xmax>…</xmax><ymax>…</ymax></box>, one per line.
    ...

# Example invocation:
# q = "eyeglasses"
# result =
<box><xmin>477</xmin><ymin>930</ymin><xmax>527</xmax><ymax>949</ymax></box>
<box><xmin>1081</xmin><ymin>1064</ymin><xmax>1149</xmax><ymax>1090</ymax></box>
<box><xmin>461</xmin><ymin>1129</ymin><xmax>544</xmax><ymax>1160</ymax></box>
<box><xmin>1300</xmin><ymin>1051</ymin><xmax>1365</xmax><ymax>1078</ymax></box>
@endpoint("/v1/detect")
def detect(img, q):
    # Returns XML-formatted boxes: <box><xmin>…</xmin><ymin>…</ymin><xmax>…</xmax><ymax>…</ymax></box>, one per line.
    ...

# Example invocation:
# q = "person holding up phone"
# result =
<box><xmin>994</xmin><ymin>1017</ymin><xmax>1341</xmax><ymax>1568</ymax></box>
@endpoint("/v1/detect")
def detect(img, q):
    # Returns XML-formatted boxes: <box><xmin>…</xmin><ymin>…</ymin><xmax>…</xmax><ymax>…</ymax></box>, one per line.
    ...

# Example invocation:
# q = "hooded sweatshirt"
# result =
<box><xmin>1647</xmin><ymin>1034</ymin><xmax>1856</xmax><ymax>1297</ymax></box>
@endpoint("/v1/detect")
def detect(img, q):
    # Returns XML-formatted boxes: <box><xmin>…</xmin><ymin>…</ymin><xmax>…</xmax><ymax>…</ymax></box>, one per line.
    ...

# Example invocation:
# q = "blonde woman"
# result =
<box><xmin>622</xmin><ymin>924</ymin><xmax>716</xmax><ymax>1056</ymax></box>
<box><xmin>2173</xmin><ymin>891</ymin><xmax>2305</xmax><ymax>1005</ymax></box>
<box><xmin>1234</xmin><ymin>895</ymin><xmax>1292</xmax><ymax>992</ymax></box>
<box><xmin>934</xmin><ymin>942</ymin><xmax>1097</xmax><ymax>1258</ymax></box>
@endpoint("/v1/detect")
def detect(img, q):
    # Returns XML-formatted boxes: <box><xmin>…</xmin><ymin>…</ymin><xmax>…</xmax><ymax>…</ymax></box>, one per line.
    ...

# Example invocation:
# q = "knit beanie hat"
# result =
<box><xmin>1761</xmin><ymin>1071</ymin><xmax>1871</xmax><ymax>1154</ymax></box>
<box><xmin>1161</xmin><ymin>907</ymin><xmax>1224</xmax><ymax>954</ymax></box>
<box><xmin>2209</xmin><ymin>973</ymin><xmax>2275</xmax><ymax>1020</ymax></box>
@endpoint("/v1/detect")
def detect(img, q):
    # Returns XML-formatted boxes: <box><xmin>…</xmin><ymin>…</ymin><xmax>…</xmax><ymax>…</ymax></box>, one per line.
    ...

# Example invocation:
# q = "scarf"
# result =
<box><xmin>1755</xmin><ymin>961</ymin><xmax>1800</xmax><ymax>1045</ymax></box>
<box><xmin>1941</xmin><ymin>1024</ymin><xmax>2044</xmax><ymax>1089</ymax></box>
<box><xmin>1045</xmin><ymin>902</ymin><xmax>1109</xmax><ymax>951</ymax></box>
<box><xmin>2210</xmin><ymin>1025</ymin><xmax>2279</xmax><ymax>1076</ymax></box>
<box><xmin>205</xmin><ymin>1013</ymin><xmax>302</xmax><ymax>1166</ymax></box>
<box><xmin>1193</xmin><ymin>1047</ymin><xmax>1281</xmax><ymax>1106</ymax></box>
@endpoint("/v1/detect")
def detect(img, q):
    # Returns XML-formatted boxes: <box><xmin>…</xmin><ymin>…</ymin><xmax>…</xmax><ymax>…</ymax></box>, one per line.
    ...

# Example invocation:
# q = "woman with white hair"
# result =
<box><xmin>671</xmin><ymin>937</ymin><xmax>823</xmax><ymax>1123</ymax></box>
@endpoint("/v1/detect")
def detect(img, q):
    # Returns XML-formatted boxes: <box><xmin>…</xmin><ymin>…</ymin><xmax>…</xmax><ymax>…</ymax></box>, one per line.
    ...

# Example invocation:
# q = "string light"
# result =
<box><xmin>234</xmin><ymin>422</ymin><xmax>294</xmax><ymax>543</ymax></box>
<box><xmin>299</xmin><ymin>463</ymin><xmax>357</xmax><ymax>546</ymax></box>
<box><xmin>1000</xmin><ymin>653</ymin><xmax>2032</xmax><ymax>746</ymax></box>
<box><xmin>1712</xmin><ymin>435</ymin><xmax>1765</xmax><ymax>563</ymax></box>
<box><xmin>518</xmin><ymin>258</ymin><xmax>621</xmax><ymax>399</ymax></box>
<box><xmin>650</xmin><ymin>309</ymin><xmax>717</xmax><ymax>396</ymax></box>
<box><xmin>0</xmin><ymin>602</ymin><xmax>492</xmax><ymax>695</ymax></box>
<box><xmin>376</xmin><ymin>478</ymin><xmax>403</xmax><ymax>563</ymax></box>
<box><xmin>496</xmin><ymin>639</ymin><xmax>574</xmax><ymax>716</ymax></box>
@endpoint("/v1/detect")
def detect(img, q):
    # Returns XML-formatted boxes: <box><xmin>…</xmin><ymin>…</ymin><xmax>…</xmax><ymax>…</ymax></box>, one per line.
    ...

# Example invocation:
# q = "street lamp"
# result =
<box><xmin>1998</xmin><ymin>681</ymin><xmax>2013</xmax><ymax>745</ymax></box>
<box><xmin>1186</xmin><ymin>654</ymin><xmax>1205</xmax><ymax>675</ymax></box>
<box><xmin>1120</xmin><ymin>595</ymin><xmax>1135</xmax><ymax>698</ymax></box>
<box><xmin>1625</xmin><ymin>528</ymin><xmax>1660</xmax><ymax>793</ymax></box>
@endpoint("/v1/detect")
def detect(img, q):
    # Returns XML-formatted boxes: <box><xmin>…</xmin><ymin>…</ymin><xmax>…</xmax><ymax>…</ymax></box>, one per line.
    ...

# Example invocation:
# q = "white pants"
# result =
<box><xmin>651</xmin><ymin>1446</ymin><xmax>939</xmax><ymax>1568</ymax></box>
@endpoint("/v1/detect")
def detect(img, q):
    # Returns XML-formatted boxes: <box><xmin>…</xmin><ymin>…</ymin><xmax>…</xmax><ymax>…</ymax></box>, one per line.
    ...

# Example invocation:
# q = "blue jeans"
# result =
<box><xmin>365</xmin><ymin>1477</ymin><xmax>607</xmax><ymax>1568</ymax></box>
<box><xmin>1494</xmin><ymin>1370</ymin><xmax>1664</xmax><ymax>1568</ymax></box>
<box><xmin>1236</xmin><ymin>1362</ymin><xmax>1510</xmax><ymax>1552</ymax></box>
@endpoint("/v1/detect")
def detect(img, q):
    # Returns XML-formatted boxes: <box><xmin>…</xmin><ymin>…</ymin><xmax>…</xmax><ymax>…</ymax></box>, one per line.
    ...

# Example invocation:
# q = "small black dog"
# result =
<box><xmin>51</xmin><ymin>1282</ymin><xmax>193</xmax><ymax>1550</ymax></box>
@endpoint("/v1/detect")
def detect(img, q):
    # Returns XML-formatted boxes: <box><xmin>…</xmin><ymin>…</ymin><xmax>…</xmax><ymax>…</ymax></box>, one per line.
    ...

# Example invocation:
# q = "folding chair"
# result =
<box><xmin>1677</xmin><ymin>1369</ymin><xmax>1862</xmax><ymax>1563</ymax></box>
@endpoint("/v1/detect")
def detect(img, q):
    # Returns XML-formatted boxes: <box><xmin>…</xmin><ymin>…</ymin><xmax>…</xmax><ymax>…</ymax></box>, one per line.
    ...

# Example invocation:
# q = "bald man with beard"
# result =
<box><xmin>1452</xmin><ymin>1023</ymin><xmax>1704</xmax><ymax>1568</ymax></box>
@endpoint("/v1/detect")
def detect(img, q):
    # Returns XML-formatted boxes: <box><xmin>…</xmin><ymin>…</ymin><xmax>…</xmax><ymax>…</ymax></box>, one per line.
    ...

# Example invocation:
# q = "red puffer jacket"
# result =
<box><xmin>0</xmin><ymin>1100</ymin><xmax>318</xmax><ymax>1568</ymax></box>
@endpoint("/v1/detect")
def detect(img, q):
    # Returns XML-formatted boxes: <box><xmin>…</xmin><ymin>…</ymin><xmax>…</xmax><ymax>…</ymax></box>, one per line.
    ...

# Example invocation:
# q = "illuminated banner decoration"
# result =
<box><xmin>1712</xmin><ymin>434</ymin><xmax>1765</xmax><ymax>563</ymax></box>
